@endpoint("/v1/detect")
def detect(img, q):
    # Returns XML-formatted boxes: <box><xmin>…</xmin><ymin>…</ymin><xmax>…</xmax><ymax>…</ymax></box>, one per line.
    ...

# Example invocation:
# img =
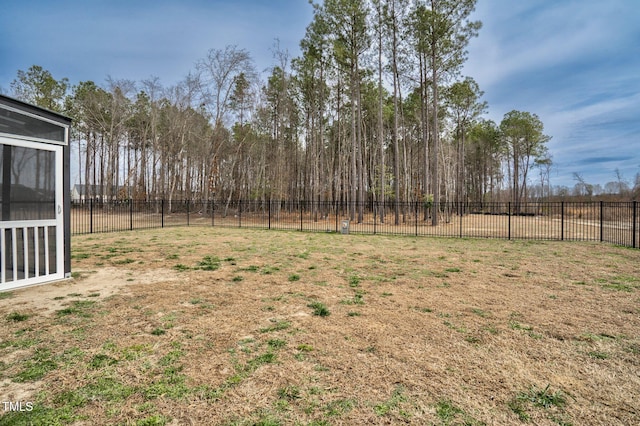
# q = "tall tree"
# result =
<box><xmin>10</xmin><ymin>65</ymin><xmax>69</xmax><ymax>112</ymax></box>
<box><xmin>445</xmin><ymin>76</ymin><xmax>486</xmax><ymax>206</ymax></box>
<box><xmin>500</xmin><ymin>110</ymin><xmax>551</xmax><ymax>208</ymax></box>
<box><xmin>466</xmin><ymin>119</ymin><xmax>503</xmax><ymax>203</ymax></box>
<box><xmin>410</xmin><ymin>0</ymin><xmax>481</xmax><ymax>225</ymax></box>
<box><xmin>321</xmin><ymin>0</ymin><xmax>369</xmax><ymax>222</ymax></box>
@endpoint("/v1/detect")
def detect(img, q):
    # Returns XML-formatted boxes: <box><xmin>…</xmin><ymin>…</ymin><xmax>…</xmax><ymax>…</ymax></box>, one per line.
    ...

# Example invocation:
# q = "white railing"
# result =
<box><xmin>0</xmin><ymin>220</ymin><xmax>58</xmax><ymax>289</ymax></box>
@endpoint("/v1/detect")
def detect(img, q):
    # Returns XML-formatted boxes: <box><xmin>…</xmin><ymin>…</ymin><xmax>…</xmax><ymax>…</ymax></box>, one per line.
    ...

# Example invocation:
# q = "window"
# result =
<box><xmin>0</xmin><ymin>145</ymin><xmax>56</xmax><ymax>221</ymax></box>
<box><xmin>0</xmin><ymin>106</ymin><xmax>66</xmax><ymax>143</ymax></box>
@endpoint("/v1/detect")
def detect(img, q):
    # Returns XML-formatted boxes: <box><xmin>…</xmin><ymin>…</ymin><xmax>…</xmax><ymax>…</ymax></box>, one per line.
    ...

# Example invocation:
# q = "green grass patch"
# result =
<box><xmin>6</xmin><ymin>312</ymin><xmax>30</xmax><ymax>322</ymax></box>
<box><xmin>373</xmin><ymin>385</ymin><xmax>407</xmax><ymax>416</ymax></box>
<box><xmin>323</xmin><ymin>398</ymin><xmax>355</xmax><ymax>416</ymax></box>
<box><xmin>509</xmin><ymin>384</ymin><xmax>569</xmax><ymax>421</ymax></box>
<box><xmin>308</xmin><ymin>301</ymin><xmax>330</xmax><ymax>317</ymax></box>
<box><xmin>435</xmin><ymin>399</ymin><xmax>483</xmax><ymax>425</ymax></box>
<box><xmin>196</xmin><ymin>255</ymin><xmax>221</xmax><ymax>271</ymax></box>
<box><xmin>56</xmin><ymin>300</ymin><xmax>97</xmax><ymax>318</ymax></box>
<box><xmin>260</xmin><ymin>320</ymin><xmax>291</xmax><ymax>333</ymax></box>
<box><xmin>173</xmin><ymin>263</ymin><xmax>190</xmax><ymax>272</ymax></box>
<box><xmin>340</xmin><ymin>290</ymin><xmax>365</xmax><ymax>305</ymax></box>
<box><xmin>267</xmin><ymin>339</ymin><xmax>287</xmax><ymax>350</ymax></box>
<box><xmin>89</xmin><ymin>353</ymin><xmax>119</xmax><ymax>369</ymax></box>
<box><xmin>348</xmin><ymin>275</ymin><xmax>361</xmax><ymax>287</ymax></box>
<box><xmin>13</xmin><ymin>347</ymin><xmax>58</xmax><ymax>382</ymax></box>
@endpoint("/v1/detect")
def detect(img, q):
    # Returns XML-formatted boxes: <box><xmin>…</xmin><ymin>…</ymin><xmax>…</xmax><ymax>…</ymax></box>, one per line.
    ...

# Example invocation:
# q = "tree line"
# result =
<box><xmin>7</xmin><ymin>0</ymin><xmax>572</xmax><ymax>224</ymax></box>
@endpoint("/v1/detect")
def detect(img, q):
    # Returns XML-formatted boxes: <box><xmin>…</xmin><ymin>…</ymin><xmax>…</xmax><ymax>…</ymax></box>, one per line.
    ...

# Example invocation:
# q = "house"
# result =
<box><xmin>71</xmin><ymin>184</ymin><xmax>133</xmax><ymax>202</ymax></box>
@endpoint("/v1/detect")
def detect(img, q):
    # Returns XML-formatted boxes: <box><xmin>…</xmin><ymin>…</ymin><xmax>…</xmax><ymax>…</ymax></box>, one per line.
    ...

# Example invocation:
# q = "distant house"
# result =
<box><xmin>71</xmin><ymin>184</ymin><xmax>132</xmax><ymax>202</ymax></box>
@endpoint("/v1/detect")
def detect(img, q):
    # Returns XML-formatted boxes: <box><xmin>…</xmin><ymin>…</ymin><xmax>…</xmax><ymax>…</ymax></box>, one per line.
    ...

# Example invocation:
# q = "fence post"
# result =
<box><xmin>300</xmin><ymin>200</ymin><xmax>304</xmax><ymax>231</ymax></box>
<box><xmin>561</xmin><ymin>201</ymin><xmax>565</xmax><ymax>241</ymax></box>
<box><xmin>268</xmin><ymin>199</ymin><xmax>271</xmax><ymax>230</ymax></box>
<box><xmin>373</xmin><ymin>201</ymin><xmax>377</xmax><ymax>235</ymax></box>
<box><xmin>633</xmin><ymin>201</ymin><xmax>637</xmax><ymax>249</ymax></box>
<box><xmin>238</xmin><ymin>199</ymin><xmax>242</xmax><ymax>228</ymax></box>
<box><xmin>129</xmin><ymin>199</ymin><xmax>133</xmax><ymax>231</ymax></box>
<box><xmin>211</xmin><ymin>200</ymin><xmax>215</xmax><ymax>227</ymax></box>
<box><xmin>161</xmin><ymin>199</ymin><xmax>164</xmax><ymax>228</ymax></box>
<box><xmin>186</xmin><ymin>200</ymin><xmax>190</xmax><ymax>226</ymax></box>
<box><xmin>459</xmin><ymin>201</ymin><xmax>463</xmax><ymax>238</ymax></box>
<box><xmin>600</xmin><ymin>201</ymin><xmax>604</xmax><ymax>242</ymax></box>
<box><xmin>508</xmin><ymin>202</ymin><xmax>511</xmax><ymax>240</ymax></box>
<box><xmin>89</xmin><ymin>199</ymin><xmax>94</xmax><ymax>234</ymax></box>
<box><xmin>414</xmin><ymin>201</ymin><xmax>418</xmax><ymax>236</ymax></box>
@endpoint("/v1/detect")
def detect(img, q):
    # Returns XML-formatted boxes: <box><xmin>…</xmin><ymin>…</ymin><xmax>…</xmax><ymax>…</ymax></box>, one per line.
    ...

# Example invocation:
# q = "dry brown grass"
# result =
<box><xmin>1</xmin><ymin>227</ymin><xmax>639</xmax><ymax>425</ymax></box>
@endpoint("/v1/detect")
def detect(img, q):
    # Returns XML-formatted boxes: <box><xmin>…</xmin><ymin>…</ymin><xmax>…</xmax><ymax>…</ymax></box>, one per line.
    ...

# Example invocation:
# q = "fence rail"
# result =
<box><xmin>70</xmin><ymin>200</ymin><xmax>639</xmax><ymax>249</ymax></box>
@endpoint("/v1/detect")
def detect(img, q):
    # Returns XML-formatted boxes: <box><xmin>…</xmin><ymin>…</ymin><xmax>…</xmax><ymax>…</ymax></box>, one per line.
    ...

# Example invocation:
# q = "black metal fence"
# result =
<box><xmin>70</xmin><ymin>200</ymin><xmax>639</xmax><ymax>249</ymax></box>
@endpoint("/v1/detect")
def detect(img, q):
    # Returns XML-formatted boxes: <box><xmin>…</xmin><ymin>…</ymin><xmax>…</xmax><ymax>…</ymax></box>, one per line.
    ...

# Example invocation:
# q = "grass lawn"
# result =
<box><xmin>1</xmin><ymin>227</ymin><xmax>639</xmax><ymax>425</ymax></box>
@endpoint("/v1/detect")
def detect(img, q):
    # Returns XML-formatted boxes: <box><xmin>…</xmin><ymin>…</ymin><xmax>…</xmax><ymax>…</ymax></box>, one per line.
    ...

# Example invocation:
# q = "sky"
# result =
<box><xmin>1</xmin><ymin>0</ymin><xmax>639</xmax><ymax>189</ymax></box>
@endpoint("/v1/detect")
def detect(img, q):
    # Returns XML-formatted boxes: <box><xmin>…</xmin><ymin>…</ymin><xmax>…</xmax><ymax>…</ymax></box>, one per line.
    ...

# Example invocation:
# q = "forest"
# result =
<box><xmin>9</xmin><ymin>0</ymin><xmax>634</xmax><ymax>225</ymax></box>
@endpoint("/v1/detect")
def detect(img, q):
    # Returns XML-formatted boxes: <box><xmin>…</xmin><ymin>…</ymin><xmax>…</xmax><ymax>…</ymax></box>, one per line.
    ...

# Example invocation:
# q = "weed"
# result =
<box><xmin>151</xmin><ymin>328</ymin><xmax>166</xmax><ymax>336</ymax></box>
<box><xmin>308</xmin><ymin>301</ymin><xmax>330</xmax><ymax>317</ymax></box>
<box><xmin>587</xmin><ymin>351</ymin><xmax>609</xmax><ymax>360</ymax></box>
<box><xmin>443</xmin><ymin>321</ymin><xmax>467</xmax><ymax>334</ymax></box>
<box><xmin>232</xmin><ymin>275</ymin><xmax>244</xmax><ymax>282</ymax></box>
<box><xmin>173</xmin><ymin>264</ymin><xmax>190</xmax><ymax>272</ymax></box>
<box><xmin>349</xmin><ymin>275</ymin><xmax>361</xmax><ymax>287</ymax></box>
<box><xmin>288</xmin><ymin>273</ymin><xmax>300</xmax><ymax>282</ymax></box>
<box><xmin>240</xmin><ymin>265</ymin><xmax>260</xmax><ymax>272</ymax></box>
<box><xmin>340</xmin><ymin>290</ymin><xmax>365</xmax><ymax>305</ymax></box>
<box><xmin>6</xmin><ymin>312</ymin><xmax>30</xmax><ymax>322</ymax></box>
<box><xmin>465</xmin><ymin>335</ymin><xmax>481</xmax><ymax>344</ymax></box>
<box><xmin>56</xmin><ymin>300</ymin><xmax>96</xmax><ymax>318</ymax></box>
<box><xmin>197</xmin><ymin>256</ymin><xmax>221</xmax><ymax>271</ymax></box>
<box><xmin>445</xmin><ymin>267</ymin><xmax>461</xmax><ymax>273</ymax></box>
<box><xmin>297</xmin><ymin>344</ymin><xmax>314</xmax><ymax>352</ymax></box>
<box><xmin>471</xmin><ymin>308</ymin><xmax>488</xmax><ymax>318</ymax></box>
<box><xmin>277</xmin><ymin>385</ymin><xmax>301</xmax><ymax>401</ymax></box>
<box><xmin>260</xmin><ymin>320</ymin><xmax>291</xmax><ymax>333</ymax></box>
<box><xmin>519</xmin><ymin>384</ymin><xmax>567</xmax><ymax>409</ymax></box>
<box><xmin>374</xmin><ymin>385</ymin><xmax>406</xmax><ymax>416</ymax></box>
<box><xmin>245</xmin><ymin>352</ymin><xmax>278</xmax><ymax>372</ymax></box>
<box><xmin>262</xmin><ymin>266</ymin><xmax>280</xmax><ymax>275</ymax></box>
<box><xmin>324</xmin><ymin>399</ymin><xmax>355</xmax><ymax>416</ymax></box>
<box><xmin>601</xmin><ymin>283</ymin><xmax>633</xmax><ymax>292</ymax></box>
<box><xmin>347</xmin><ymin>311</ymin><xmax>361</xmax><ymax>317</ymax></box>
<box><xmin>507</xmin><ymin>398</ymin><xmax>530</xmax><ymax>421</ymax></box>
<box><xmin>434</xmin><ymin>399</ymin><xmax>483</xmax><ymax>425</ymax></box>
<box><xmin>89</xmin><ymin>354</ymin><xmax>119</xmax><ymax>369</ymax></box>
<box><xmin>267</xmin><ymin>339</ymin><xmax>287</xmax><ymax>350</ymax></box>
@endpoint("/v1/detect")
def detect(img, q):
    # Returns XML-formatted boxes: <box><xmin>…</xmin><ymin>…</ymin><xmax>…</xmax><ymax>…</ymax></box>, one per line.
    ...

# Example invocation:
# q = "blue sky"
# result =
<box><xmin>2</xmin><ymin>0</ymin><xmax>639</xmax><ymax>188</ymax></box>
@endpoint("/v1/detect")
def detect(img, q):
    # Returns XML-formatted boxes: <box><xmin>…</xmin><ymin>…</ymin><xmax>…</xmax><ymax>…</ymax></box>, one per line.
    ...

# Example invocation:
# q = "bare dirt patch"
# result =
<box><xmin>1</xmin><ymin>227</ymin><xmax>639</xmax><ymax>425</ymax></box>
